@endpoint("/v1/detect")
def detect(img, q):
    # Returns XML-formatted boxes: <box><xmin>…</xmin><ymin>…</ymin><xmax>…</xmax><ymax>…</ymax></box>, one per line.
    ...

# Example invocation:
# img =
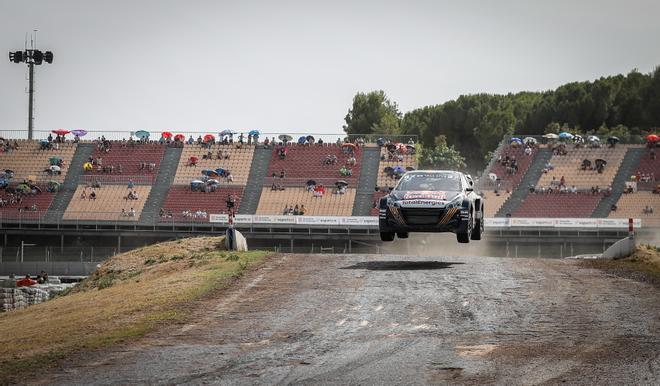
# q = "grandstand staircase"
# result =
<box><xmin>496</xmin><ymin>148</ymin><xmax>553</xmax><ymax>217</ymax></box>
<box><xmin>238</xmin><ymin>147</ymin><xmax>272</xmax><ymax>214</ymax></box>
<box><xmin>44</xmin><ymin>143</ymin><xmax>95</xmax><ymax>222</ymax></box>
<box><xmin>352</xmin><ymin>146</ymin><xmax>382</xmax><ymax>216</ymax></box>
<box><xmin>139</xmin><ymin>146</ymin><xmax>183</xmax><ymax>225</ymax></box>
<box><xmin>591</xmin><ymin>147</ymin><xmax>645</xmax><ymax>218</ymax></box>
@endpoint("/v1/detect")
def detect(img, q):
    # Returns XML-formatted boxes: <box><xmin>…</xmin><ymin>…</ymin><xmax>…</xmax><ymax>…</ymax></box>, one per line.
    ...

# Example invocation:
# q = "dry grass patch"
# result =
<box><xmin>581</xmin><ymin>244</ymin><xmax>660</xmax><ymax>285</ymax></box>
<box><xmin>0</xmin><ymin>236</ymin><xmax>268</xmax><ymax>383</ymax></box>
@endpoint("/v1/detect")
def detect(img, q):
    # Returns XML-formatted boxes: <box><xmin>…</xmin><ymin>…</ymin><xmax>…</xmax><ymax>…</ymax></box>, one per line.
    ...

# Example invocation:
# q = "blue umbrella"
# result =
<box><xmin>297</xmin><ymin>136</ymin><xmax>307</xmax><ymax>144</ymax></box>
<box><xmin>377</xmin><ymin>138</ymin><xmax>386</xmax><ymax>146</ymax></box>
<box><xmin>510</xmin><ymin>137</ymin><xmax>523</xmax><ymax>144</ymax></box>
<box><xmin>220</xmin><ymin>129</ymin><xmax>234</xmax><ymax>136</ymax></box>
<box><xmin>393</xmin><ymin>166</ymin><xmax>405</xmax><ymax>174</ymax></box>
<box><xmin>249</xmin><ymin>130</ymin><xmax>260</xmax><ymax>136</ymax></box>
<box><xmin>558</xmin><ymin>132</ymin><xmax>573</xmax><ymax>139</ymax></box>
<box><xmin>201</xmin><ymin>169</ymin><xmax>215</xmax><ymax>176</ymax></box>
<box><xmin>135</xmin><ymin>130</ymin><xmax>150</xmax><ymax>139</ymax></box>
<box><xmin>40</xmin><ymin>139</ymin><xmax>49</xmax><ymax>144</ymax></box>
<box><xmin>71</xmin><ymin>129</ymin><xmax>87</xmax><ymax>137</ymax></box>
<box><xmin>214</xmin><ymin>168</ymin><xmax>225</xmax><ymax>175</ymax></box>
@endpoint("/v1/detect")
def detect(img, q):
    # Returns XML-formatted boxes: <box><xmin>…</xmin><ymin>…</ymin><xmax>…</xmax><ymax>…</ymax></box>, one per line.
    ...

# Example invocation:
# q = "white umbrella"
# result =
<box><xmin>523</xmin><ymin>137</ymin><xmax>537</xmax><ymax>144</ymax></box>
<box><xmin>488</xmin><ymin>173</ymin><xmax>497</xmax><ymax>182</ymax></box>
<box><xmin>543</xmin><ymin>133</ymin><xmax>559</xmax><ymax>139</ymax></box>
<box><xmin>49</xmin><ymin>165</ymin><xmax>61</xmax><ymax>172</ymax></box>
<box><xmin>587</xmin><ymin>135</ymin><xmax>600</xmax><ymax>142</ymax></box>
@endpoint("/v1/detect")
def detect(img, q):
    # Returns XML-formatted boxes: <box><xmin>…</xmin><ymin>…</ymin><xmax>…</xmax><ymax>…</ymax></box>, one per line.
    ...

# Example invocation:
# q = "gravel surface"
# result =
<box><xmin>34</xmin><ymin>254</ymin><xmax>660</xmax><ymax>385</ymax></box>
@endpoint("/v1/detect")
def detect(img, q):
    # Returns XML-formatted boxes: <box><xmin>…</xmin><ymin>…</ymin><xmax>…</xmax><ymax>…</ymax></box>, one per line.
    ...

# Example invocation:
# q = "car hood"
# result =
<box><xmin>389</xmin><ymin>190</ymin><xmax>463</xmax><ymax>207</ymax></box>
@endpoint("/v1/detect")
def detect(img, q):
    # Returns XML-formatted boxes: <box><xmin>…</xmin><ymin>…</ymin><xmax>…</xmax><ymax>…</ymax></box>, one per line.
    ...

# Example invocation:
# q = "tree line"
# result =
<box><xmin>343</xmin><ymin>67</ymin><xmax>660</xmax><ymax>171</ymax></box>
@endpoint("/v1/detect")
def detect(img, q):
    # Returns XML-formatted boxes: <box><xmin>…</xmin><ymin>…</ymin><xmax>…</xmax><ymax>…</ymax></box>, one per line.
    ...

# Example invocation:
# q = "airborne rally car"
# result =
<box><xmin>378</xmin><ymin>170</ymin><xmax>484</xmax><ymax>243</ymax></box>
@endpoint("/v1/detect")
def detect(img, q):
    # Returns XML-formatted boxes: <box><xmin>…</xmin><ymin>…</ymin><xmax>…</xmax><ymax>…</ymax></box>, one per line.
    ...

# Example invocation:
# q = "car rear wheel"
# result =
<box><xmin>396</xmin><ymin>232</ymin><xmax>409</xmax><ymax>239</ymax></box>
<box><xmin>380</xmin><ymin>232</ymin><xmax>395</xmax><ymax>242</ymax></box>
<box><xmin>471</xmin><ymin>205</ymin><xmax>484</xmax><ymax>240</ymax></box>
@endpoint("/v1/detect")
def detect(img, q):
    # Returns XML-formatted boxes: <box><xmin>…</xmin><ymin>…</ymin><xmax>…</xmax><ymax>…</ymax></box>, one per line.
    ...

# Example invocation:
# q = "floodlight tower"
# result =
<box><xmin>8</xmin><ymin>31</ymin><xmax>54</xmax><ymax>140</ymax></box>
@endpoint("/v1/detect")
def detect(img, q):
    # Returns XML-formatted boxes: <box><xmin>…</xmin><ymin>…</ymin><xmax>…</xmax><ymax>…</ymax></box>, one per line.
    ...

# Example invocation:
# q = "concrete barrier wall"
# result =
<box><xmin>0</xmin><ymin>262</ymin><xmax>98</xmax><ymax>276</ymax></box>
<box><xmin>601</xmin><ymin>237</ymin><xmax>636</xmax><ymax>259</ymax></box>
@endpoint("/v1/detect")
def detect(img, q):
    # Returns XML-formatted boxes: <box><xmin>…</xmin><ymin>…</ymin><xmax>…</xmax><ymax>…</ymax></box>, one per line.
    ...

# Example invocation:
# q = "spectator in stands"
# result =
<box><xmin>196</xmin><ymin>135</ymin><xmax>203</xmax><ymax>145</ymax></box>
<box><xmin>559</xmin><ymin>176</ymin><xmax>565</xmax><ymax>188</ymax></box>
<box><xmin>610</xmin><ymin>204</ymin><xmax>617</xmax><ymax>212</ymax></box>
<box><xmin>524</xmin><ymin>146</ymin><xmax>532</xmax><ymax>156</ymax></box>
<box><xmin>90</xmin><ymin>190</ymin><xmax>97</xmax><ymax>200</ymax></box>
<box><xmin>605</xmin><ymin>186</ymin><xmax>612</xmax><ymax>197</ymax></box>
<box><xmin>159</xmin><ymin>208</ymin><xmax>164</xmax><ymax>217</ymax></box>
<box><xmin>47</xmin><ymin>134</ymin><xmax>53</xmax><ymax>143</ymax></box>
<box><xmin>128</xmin><ymin>178</ymin><xmax>134</xmax><ymax>190</ymax></box>
<box><xmin>293</xmin><ymin>205</ymin><xmax>300</xmax><ymax>215</ymax></box>
<box><xmin>92</xmin><ymin>179</ymin><xmax>101</xmax><ymax>189</ymax></box>
<box><xmin>570</xmin><ymin>185</ymin><xmax>578</xmax><ymax>194</ymax></box>
<box><xmin>643</xmin><ymin>205</ymin><xmax>654</xmax><ymax>215</ymax></box>
<box><xmin>129</xmin><ymin>208</ymin><xmax>136</xmax><ymax>217</ymax></box>
<box><xmin>226</xmin><ymin>195</ymin><xmax>235</xmax><ymax>211</ymax></box>
<box><xmin>299</xmin><ymin>205</ymin><xmax>307</xmax><ymax>215</ymax></box>
<box><xmin>283</xmin><ymin>205</ymin><xmax>290</xmax><ymax>215</ymax></box>
<box><xmin>80</xmin><ymin>189</ymin><xmax>87</xmax><ymax>199</ymax></box>
<box><xmin>280</xmin><ymin>170</ymin><xmax>286</xmax><ymax>179</ymax></box>
<box><xmin>121</xmin><ymin>208</ymin><xmax>127</xmax><ymax>217</ymax></box>
<box><xmin>263</xmin><ymin>137</ymin><xmax>270</xmax><ymax>148</ymax></box>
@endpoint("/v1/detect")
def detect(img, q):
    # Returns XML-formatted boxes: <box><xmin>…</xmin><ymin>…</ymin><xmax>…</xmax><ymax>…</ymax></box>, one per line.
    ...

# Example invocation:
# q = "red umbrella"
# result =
<box><xmin>161</xmin><ymin>131</ymin><xmax>173</xmax><ymax>138</ymax></box>
<box><xmin>189</xmin><ymin>156</ymin><xmax>199</xmax><ymax>162</ymax></box>
<box><xmin>204</xmin><ymin>134</ymin><xmax>215</xmax><ymax>142</ymax></box>
<box><xmin>52</xmin><ymin>129</ymin><xmax>70</xmax><ymax>136</ymax></box>
<box><xmin>341</xmin><ymin>142</ymin><xmax>357</xmax><ymax>150</ymax></box>
<box><xmin>174</xmin><ymin>134</ymin><xmax>185</xmax><ymax>141</ymax></box>
<box><xmin>647</xmin><ymin>134</ymin><xmax>659</xmax><ymax>142</ymax></box>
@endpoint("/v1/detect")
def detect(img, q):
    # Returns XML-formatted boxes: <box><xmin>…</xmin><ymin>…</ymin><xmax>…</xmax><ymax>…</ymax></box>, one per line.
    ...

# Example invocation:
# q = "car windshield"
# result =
<box><xmin>395</xmin><ymin>172</ymin><xmax>462</xmax><ymax>191</ymax></box>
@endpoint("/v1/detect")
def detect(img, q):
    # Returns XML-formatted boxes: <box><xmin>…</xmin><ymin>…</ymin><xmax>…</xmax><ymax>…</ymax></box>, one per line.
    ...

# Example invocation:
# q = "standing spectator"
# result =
<box><xmin>128</xmin><ymin>178</ymin><xmax>134</xmax><ymax>190</ymax></box>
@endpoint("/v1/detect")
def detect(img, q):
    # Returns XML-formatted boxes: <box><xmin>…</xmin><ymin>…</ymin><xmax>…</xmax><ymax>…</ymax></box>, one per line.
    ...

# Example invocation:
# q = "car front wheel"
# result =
<box><xmin>380</xmin><ymin>232</ymin><xmax>395</xmax><ymax>242</ymax></box>
<box><xmin>456</xmin><ymin>211</ymin><xmax>472</xmax><ymax>243</ymax></box>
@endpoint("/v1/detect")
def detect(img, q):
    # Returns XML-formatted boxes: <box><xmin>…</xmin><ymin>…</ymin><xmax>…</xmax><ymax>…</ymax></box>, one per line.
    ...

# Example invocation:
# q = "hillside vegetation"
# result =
<box><xmin>0</xmin><ymin>237</ymin><xmax>268</xmax><ymax>383</ymax></box>
<box><xmin>344</xmin><ymin>67</ymin><xmax>660</xmax><ymax>169</ymax></box>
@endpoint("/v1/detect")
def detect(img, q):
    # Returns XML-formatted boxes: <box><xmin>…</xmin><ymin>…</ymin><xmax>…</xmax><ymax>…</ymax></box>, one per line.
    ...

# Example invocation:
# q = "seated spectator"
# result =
<box><xmin>80</xmin><ymin>189</ymin><xmax>87</xmax><ymax>199</ymax></box>
<box><xmin>129</xmin><ymin>207</ymin><xmax>136</xmax><ymax>217</ymax></box>
<box><xmin>293</xmin><ymin>205</ymin><xmax>300</xmax><ymax>215</ymax></box>
<box><xmin>610</xmin><ymin>204</ymin><xmax>617</xmax><ymax>212</ymax></box>
<box><xmin>121</xmin><ymin>208</ymin><xmax>128</xmax><ymax>217</ymax></box>
<box><xmin>89</xmin><ymin>190</ymin><xmax>97</xmax><ymax>200</ymax></box>
<box><xmin>570</xmin><ymin>185</ymin><xmax>578</xmax><ymax>194</ymax></box>
<box><xmin>187</xmin><ymin>135</ymin><xmax>194</xmax><ymax>145</ymax></box>
<box><xmin>282</xmin><ymin>205</ymin><xmax>290</xmax><ymax>215</ymax></box>
<box><xmin>299</xmin><ymin>205</ymin><xmax>307</xmax><ymax>215</ymax></box>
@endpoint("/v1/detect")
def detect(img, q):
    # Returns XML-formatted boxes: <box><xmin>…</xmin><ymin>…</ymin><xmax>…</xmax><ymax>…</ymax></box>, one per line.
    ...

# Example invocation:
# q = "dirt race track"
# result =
<box><xmin>35</xmin><ymin>254</ymin><xmax>660</xmax><ymax>385</ymax></box>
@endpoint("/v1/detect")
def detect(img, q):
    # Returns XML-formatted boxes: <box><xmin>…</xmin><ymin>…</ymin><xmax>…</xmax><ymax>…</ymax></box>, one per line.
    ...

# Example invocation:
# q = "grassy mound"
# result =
<box><xmin>581</xmin><ymin>244</ymin><xmax>660</xmax><ymax>285</ymax></box>
<box><xmin>0</xmin><ymin>236</ymin><xmax>268</xmax><ymax>383</ymax></box>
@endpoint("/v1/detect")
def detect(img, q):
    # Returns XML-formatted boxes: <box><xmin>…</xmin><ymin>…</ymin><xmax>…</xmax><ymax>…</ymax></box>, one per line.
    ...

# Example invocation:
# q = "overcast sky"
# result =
<box><xmin>1</xmin><ymin>0</ymin><xmax>659</xmax><ymax>136</ymax></box>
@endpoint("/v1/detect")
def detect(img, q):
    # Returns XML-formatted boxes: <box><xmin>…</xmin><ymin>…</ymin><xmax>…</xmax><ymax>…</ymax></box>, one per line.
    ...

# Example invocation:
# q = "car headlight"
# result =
<box><xmin>446</xmin><ymin>196</ymin><xmax>463</xmax><ymax>209</ymax></box>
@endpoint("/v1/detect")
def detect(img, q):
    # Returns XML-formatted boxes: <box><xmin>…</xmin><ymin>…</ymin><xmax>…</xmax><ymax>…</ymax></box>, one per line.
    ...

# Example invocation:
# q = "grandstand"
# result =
<box><xmin>536</xmin><ymin>146</ymin><xmax>627</xmax><ymax>190</ymax></box>
<box><xmin>0</xmin><ymin>139</ymin><xmax>76</xmax><ymax>183</ymax></box>
<box><xmin>0</xmin><ymin>135</ymin><xmax>656</xmax><ymax>228</ymax></box>
<box><xmin>63</xmin><ymin>185</ymin><xmax>151</xmax><ymax>221</ymax></box>
<box><xmin>160</xmin><ymin>186</ymin><xmax>244</xmax><ymax>221</ymax></box>
<box><xmin>173</xmin><ymin>144</ymin><xmax>254</xmax><ymax>186</ymax></box>
<box><xmin>83</xmin><ymin>142</ymin><xmax>166</xmax><ymax>182</ymax></box>
<box><xmin>256</xmin><ymin>187</ymin><xmax>356</xmax><ymax>216</ymax></box>
<box><xmin>609</xmin><ymin>191</ymin><xmax>660</xmax><ymax>227</ymax></box>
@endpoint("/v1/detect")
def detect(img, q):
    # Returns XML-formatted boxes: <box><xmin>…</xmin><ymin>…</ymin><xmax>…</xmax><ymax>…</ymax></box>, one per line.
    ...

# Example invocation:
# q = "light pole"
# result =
<box><xmin>8</xmin><ymin>34</ymin><xmax>54</xmax><ymax>140</ymax></box>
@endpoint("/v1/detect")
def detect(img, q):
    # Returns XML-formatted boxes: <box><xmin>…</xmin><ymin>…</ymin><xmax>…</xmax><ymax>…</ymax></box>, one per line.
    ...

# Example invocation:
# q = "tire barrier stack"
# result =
<box><xmin>1</xmin><ymin>282</ymin><xmax>75</xmax><ymax>312</ymax></box>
